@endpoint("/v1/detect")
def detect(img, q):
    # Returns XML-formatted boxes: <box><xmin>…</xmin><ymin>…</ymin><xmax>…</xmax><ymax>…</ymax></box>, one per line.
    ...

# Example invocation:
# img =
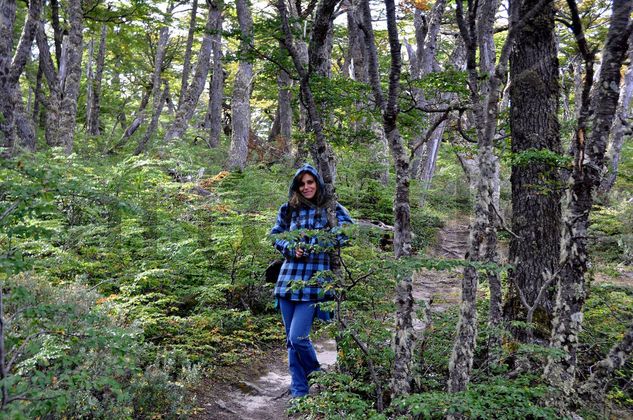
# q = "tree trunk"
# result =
<box><xmin>50</xmin><ymin>0</ymin><xmax>62</xmax><ymax>68</ymax></box>
<box><xmin>13</xmin><ymin>86</ymin><xmax>36</xmax><ymax>151</ymax></box>
<box><xmin>360</xmin><ymin>0</ymin><xmax>414</xmax><ymax>397</ymax></box>
<box><xmin>164</xmin><ymin>1</ymin><xmax>217</xmax><ymax>142</ymax></box>
<box><xmin>108</xmin><ymin>85</ymin><xmax>151</xmax><ymax>153</ymax></box>
<box><xmin>276</xmin><ymin>0</ymin><xmax>341</xmax><ymax>222</ymax></box>
<box><xmin>37</xmin><ymin>0</ymin><xmax>83</xmax><ymax>154</ymax></box>
<box><xmin>476</xmin><ymin>6</ymin><xmax>503</xmax><ymax>347</ymax></box>
<box><xmin>504</xmin><ymin>0</ymin><xmax>560</xmax><ymax>342</ymax></box>
<box><xmin>347</xmin><ymin>0</ymin><xmax>368</xmax><ymax>83</ymax></box>
<box><xmin>178</xmin><ymin>0</ymin><xmax>198</xmax><ymax>109</ymax></box>
<box><xmin>85</xmin><ymin>38</ymin><xmax>94</xmax><ymax>131</ymax></box>
<box><xmin>287</xmin><ymin>0</ymin><xmax>310</xmax><ymax>166</ymax></box>
<box><xmin>306</xmin><ymin>0</ymin><xmax>338</xmax><ymax>182</ymax></box>
<box><xmin>88</xmin><ymin>23</ymin><xmax>107</xmax><ymax>136</ymax></box>
<box><xmin>206</xmin><ymin>1</ymin><xmax>224</xmax><ymax>148</ymax></box>
<box><xmin>0</xmin><ymin>0</ymin><xmax>40</xmax><ymax>155</ymax></box>
<box><xmin>565</xmin><ymin>0</ymin><xmax>596</xmax><ymax>162</ymax></box>
<box><xmin>36</xmin><ymin>17</ymin><xmax>63</xmax><ymax>148</ymax></box>
<box><xmin>277</xmin><ymin>67</ymin><xmax>293</xmax><ymax>154</ymax></box>
<box><xmin>134</xmin><ymin>83</ymin><xmax>168</xmax><ymax>155</ymax></box>
<box><xmin>32</xmin><ymin>55</ymin><xmax>43</xmax><ymax>127</ymax></box>
<box><xmin>384</xmin><ymin>0</ymin><xmax>413</xmax><ymax>397</ymax></box>
<box><xmin>226</xmin><ymin>0</ymin><xmax>253</xmax><ymax>171</ymax></box>
<box><xmin>544</xmin><ymin>0</ymin><xmax>632</xmax><ymax>396</ymax></box>
<box><xmin>134</xmin><ymin>22</ymin><xmax>170</xmax><ymax>155</ymax></box>
<box><xmin>57</xmin><ymin>0</ymin><xmax>84</xmax><ymax>154</ymax></box>
<box><xmin>408</xmin><ymin>0</ymin><xmax>448</xmax><ymax>185</ymax></box>
<box><xmin>449</xmin><ymin>0</ymin><xmax>528</xmax><ymax>392</ymax></box>
<box><xmin>599</xmin><ymin>38</ymin><xmax>633</xmax><ymax>195</ymax></box>
<box><xmin>349</xmin><ymin>0</ymin><xmax>388</xmax><ymax>184</ymax></box>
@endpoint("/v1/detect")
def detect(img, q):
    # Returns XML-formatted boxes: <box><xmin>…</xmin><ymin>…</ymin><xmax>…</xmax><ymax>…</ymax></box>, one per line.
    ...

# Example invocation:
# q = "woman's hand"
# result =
<box><xmin>295</xmin><ymin>247</ymin><xmax>305</xmax><ymax>258</ymax></box>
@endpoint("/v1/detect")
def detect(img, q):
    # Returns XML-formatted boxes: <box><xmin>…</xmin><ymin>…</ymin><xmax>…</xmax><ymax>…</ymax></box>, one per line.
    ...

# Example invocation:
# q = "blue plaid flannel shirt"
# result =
<box><xmin>271</xmin><ymin>203</ymin><xmax>353</xmax><ymax>301</ymax></box>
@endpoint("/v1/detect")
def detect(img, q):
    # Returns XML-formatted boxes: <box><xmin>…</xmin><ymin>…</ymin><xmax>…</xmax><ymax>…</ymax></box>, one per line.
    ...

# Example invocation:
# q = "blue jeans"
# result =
<box><xmin>279</xmin><ymin>298</ymin><xmax>321</xmax><ymax>397</ymax></box>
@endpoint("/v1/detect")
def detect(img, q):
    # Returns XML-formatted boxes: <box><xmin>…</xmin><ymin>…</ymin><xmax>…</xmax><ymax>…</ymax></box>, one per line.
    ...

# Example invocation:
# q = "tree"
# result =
<box><xmin>599</xmin><ymin>36</ymin><xmax>633</xmax><ymax>195</ymax></box>
<box><xmin>226</xmin><ymin>0</ymin><xmax>254</xmax><ymax>171</ymax></box>
<box><xmin>347</xmin><ymin>0</ymin><xmax>389</xmax><ymax>184</ymax></box>
<box><xmin>406</xmin><ymin>0</ymin><xmax>448</xmax><ymax>191</ymax></box>
<box><xmin>133</xmin><ymin>9</ymin><xmax>173</xmax><ymax>155</ymax></box>
<box><xmin>178</xmin><ymin>0</ymin><xmax>199</xmax><ymax>109</ymax></box>
<box><xmin>544</xmin><ymin>0</ymin><xmax>633</xmax><ymax>396</ymax></box>
<box><xmin>164</xmin><ymin>0</ymin><xmax>219</xmax><ymax>143</ymax></box>
<box><xmin>35</xmin><ymin>0</ymin><xmax>84</xmax><ymax>154</ymax></box>
<box><xmin>0</xmin><ymin>0</ymin><xmax>41</xmax><ymax>155</ymax></box>
<box><xmin>275</xmin><ymin>66</ymin><xmax>293</xmax><ymax>155</ymax></box>
<box><xmin>88</xmin><ymin>24</ymin><xmax>107</xmax><ymax>136</ymax></box>
<box><xmin>360</xmin><ymin>0</ymin><xmax>414</xmax><ymax>397</ymax></box>
<box><xmin>504</xmin><ymin>0</ymin><xmax>561</xmax><ymax>341</ymax></box>
<box><xmin>448</xmin><ymin>0</ymin><xmax>502</xmax><ymax>392</ymax></box>
<box><xmin>204</xmin><ymin>0</ymin><xmax>224</xmax><ymax>148</ymax></box>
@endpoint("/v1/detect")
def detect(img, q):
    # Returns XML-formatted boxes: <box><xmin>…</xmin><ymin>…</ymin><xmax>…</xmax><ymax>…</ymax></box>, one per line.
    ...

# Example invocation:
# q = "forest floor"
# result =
<box><xmin>192</xmin><ymin>217</ymin><xmax>472</xmax><ymax>419</ymax></box>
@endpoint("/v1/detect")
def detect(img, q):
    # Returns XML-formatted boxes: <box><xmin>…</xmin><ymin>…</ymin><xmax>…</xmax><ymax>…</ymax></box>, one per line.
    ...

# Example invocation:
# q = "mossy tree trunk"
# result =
<box><xmin>178</xmin><ymin>0</ymin><xmax>198</xmax><ymax>109</ymax></box>
<box><xmin>164</xmin><ymin>1</ymin><xmax>218</xmax><ymax>143</ymax></box>
<box><xmin>360</xmin><ymin>0</ymin><xmax>414</xmax><ymax>397</ymax></box>
<box><xmin>133</xmin><ymin>16</ymin><xmax>171</xmax><ymax>155</ymax></box>
<box><xmin>544</xmin><ymin>0</ymin><xmax>633</xmax><ymax>396</ymax></box>
<box><xmin>206</xmin><ymin>1</ymin><xmax>224</xmax><ymax>148</ymax></box>
<box><xmin>504</xmin><ymin>0</ymin><xmax>561</xmax><ymax>342</ymax></box>
<box><xmin>226</xmin><ymin>0</ymin><xmax>253</xmax><ymax>171</ymax></box>
<box><xmin>0</xmin><ymin>0</ymin><xmax>40</xmax><ymax>155</ymax></box>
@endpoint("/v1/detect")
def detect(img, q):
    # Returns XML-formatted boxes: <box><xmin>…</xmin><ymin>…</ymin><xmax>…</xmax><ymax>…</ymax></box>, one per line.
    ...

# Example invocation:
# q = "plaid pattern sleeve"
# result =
<box><xmin>271</xmin><ymin>204</ymin><xmax>293</xmax><ymax>260</ymax></box>
<box><xmin>272</xmin><ymin>203</ymin><xmax>354</xmax><ymax>302</ymax></box>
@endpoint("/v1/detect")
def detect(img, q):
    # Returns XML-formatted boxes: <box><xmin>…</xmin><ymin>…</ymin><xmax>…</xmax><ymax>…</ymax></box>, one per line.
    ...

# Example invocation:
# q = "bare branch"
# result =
<box><xmin>409</xmin><ymin>111</ymin><xmax>450</xmax><ymax>159</ymax></box>
<box><xmin>6</xmin><ymin>330</ymin><xmax>48</xmax><ymax>372</ymax></box>
<box><xmin>491</xmin><ymin>203</ymin><xmax>520</xmax><ymax>239</ymax></box>
<box><xmin>456</xmin><ymin>112</ymin><xmax>476</xmax><ymax>143</ymax></box>
<box><xmin>337</xmin><ymin>315</ymin><xmax>384</xmax><ymax>411</ymax></box>
<box><xmin>0</xmin><ymin>201</ymin><xmax>20</xmax><ymax>223</ymax></box>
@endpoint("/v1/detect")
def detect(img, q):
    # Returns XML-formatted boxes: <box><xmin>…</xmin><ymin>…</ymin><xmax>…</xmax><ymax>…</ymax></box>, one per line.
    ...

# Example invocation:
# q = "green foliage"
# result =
<box><xmin>410</xmin><ymin>209</ymin><xmax>444</xmax><ymax>252</ymax></box>
<box><xmin>1</xmin><ymin>273</ymin><xmax>199</xmax><ymax>419</ymax></box>
<box><xmin>0</xmin><ymin>152</ymin><xmax>293</xmax><ymax>416</ymax></box>
<box><xmin>581</xmin><ymin>284</ymin><xmax>633</xmax><ymax>408</ymax></box>
<box><xmin>291</xmin><ymin>372</ymin><xmax>386</xmax><ymax>419</ymax></box>
<box><xmin>412</xmin><ymin>69</ymin><xmax>470</xmax><ymax>99</ymax></box>
<box><xmin>509</xmin><ymin>148</ymin><xmax>572</xmax><ymax>169</ymax></box>
<box><xmin>395</xmin><ymin>376</ymin><xmax>556</xmax><ymax>419</ymax></box>
<box><xmin>589</xmin><ymin>201</ymin><xmax>633</xmax><ymax>264</ymax></box>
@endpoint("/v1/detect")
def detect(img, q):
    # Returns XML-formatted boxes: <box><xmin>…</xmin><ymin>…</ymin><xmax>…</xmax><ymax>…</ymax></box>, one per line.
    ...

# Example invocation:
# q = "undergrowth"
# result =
<box><xmin>1</xmin><ymin>142</ymin><xmax>630</xmax><ymax>418</ymax></box>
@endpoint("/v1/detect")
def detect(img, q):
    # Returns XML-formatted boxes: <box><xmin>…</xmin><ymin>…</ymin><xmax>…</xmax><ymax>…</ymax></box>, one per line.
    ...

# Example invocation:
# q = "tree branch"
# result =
<box><xmin>6</xmin><ymin>330</ymin><xmax>48</xmax><ymax>372</ymax></box>
<box><xmin>409</xmin><ymin>111</ymin><xmax>450</xmax><ymax>159</ymax></box>
<box><xmin>491</xmin><ymin>203</ymin><xmax>520</xmax><ymax>239</ymax></box>
<box><xmin>0</xmin><ymin>201</ymin><xmax>21</xmax><ymax>223</ymax></box>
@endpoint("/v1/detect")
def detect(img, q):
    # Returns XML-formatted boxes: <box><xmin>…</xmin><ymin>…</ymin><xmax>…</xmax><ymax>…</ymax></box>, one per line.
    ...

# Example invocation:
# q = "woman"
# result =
<box><xmin>270</xmin><ymin>164</ymin><xmax>353</xmax><ymax>398</ymax></box>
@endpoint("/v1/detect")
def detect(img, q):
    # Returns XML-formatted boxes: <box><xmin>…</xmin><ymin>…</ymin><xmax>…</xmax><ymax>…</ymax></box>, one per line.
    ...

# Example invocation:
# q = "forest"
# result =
<box><xmin>0</xmin><ymin>0</ymin><xmax>632</xmax><ymax>418</ymax></box>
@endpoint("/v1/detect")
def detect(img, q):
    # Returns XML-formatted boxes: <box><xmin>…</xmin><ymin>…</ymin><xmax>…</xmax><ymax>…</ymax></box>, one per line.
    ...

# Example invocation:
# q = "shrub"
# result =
<box><xmin>0</xmin><ymin>273</ymin><xmax>200</xmax><ymax>419</ymax></box>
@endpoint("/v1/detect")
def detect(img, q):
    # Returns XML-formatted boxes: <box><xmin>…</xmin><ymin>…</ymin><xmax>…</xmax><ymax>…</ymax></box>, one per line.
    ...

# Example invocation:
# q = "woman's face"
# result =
<box><xmin>298</xmin><ymin>173</ymin><xmax>317</xmax><ymax>200</ymax></box>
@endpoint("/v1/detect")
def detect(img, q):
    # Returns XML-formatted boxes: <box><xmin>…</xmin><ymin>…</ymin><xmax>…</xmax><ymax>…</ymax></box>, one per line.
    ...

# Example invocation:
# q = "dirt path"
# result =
<box><xmin>193</xmin><ymin>219</ymin><xmax>471</xmax><ymax>419</ymax></box>
<box><xmin>412</xmin><ymin>218</ymin><xmax>470</xmax><ymax>315</ymax></box>
<box><xmin>192</xmin><ymin>332</ymin><xmax>337</xmax><ymax>419</ymax></box>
